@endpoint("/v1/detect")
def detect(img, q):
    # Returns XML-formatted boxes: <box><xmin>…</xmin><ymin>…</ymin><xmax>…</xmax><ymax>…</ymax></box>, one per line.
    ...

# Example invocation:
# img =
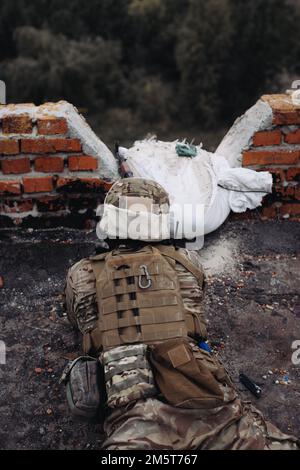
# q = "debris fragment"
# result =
<box><xmin>0</xmin><ymin>276</ymin><xmax>4</xmax><ymax>289</ymax></box>
<box><xmin>62</xmin><ymin>352</ymin><xmax>78</xmax><ymax>361</ymax></box>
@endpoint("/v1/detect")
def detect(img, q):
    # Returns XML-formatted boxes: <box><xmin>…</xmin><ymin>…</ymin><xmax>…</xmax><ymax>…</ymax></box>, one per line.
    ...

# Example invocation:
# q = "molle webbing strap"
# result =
<box><xmin>101</xmin><ymin>308</ymin><xmax>184</xmax><ymax>331</ymax></box>
<box><xmin>82</xmin><ymin>332</ymin><xmax>93</xmax><ymax>354</ymax></box>
<box><xmin>91</xmin><ymin>256</ymin><xmax>107</xmax><ymax>281</ymax></box>
<box><xmin>101</xmin><ymin>293</ymin><xmax>179</xmax><ymax>315</ymax></box>
<box><xmin>101</xmin><ymin>276</ymin><xmax>175</xmax><ymax>298</ymax></box>
<box><xmin>90</xmin><ymin>245</ymin><xmax>190</xmax><ymax>349</ymax></box>
<box><xmin>157</xmin><ymin>245</ymin><xmax>204</xmax><ymax>286</ymax></box>
<box><xmin>102</xmin><ymin>323</ymin><xmax>187</xmax><ymax>349</ymax></box>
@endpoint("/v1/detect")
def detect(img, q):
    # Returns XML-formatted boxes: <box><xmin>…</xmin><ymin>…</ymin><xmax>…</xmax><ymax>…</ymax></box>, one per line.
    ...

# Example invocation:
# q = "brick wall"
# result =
<box><xmin>0</xmin><ymin>102</ymin><xmax>118</xmax><ymax>227</ymax></box>
<box><xmin>217</xmin><ymin>93</ymin><xmax>300</xmax><ymax>220</ymax></box>
<box><xmin>1</xmin><ymin>95</ymin><xmax>299</xmax><ymax>228</ymax></box>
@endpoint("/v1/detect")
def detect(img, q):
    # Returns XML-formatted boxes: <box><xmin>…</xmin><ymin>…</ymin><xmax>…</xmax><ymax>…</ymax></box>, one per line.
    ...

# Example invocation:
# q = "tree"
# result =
<box><xmin>176</xmin><ymin>0</ymin><xmax>233</xmax><ymax>127</ymax></box>
<box><xmin>2</xmin><ymin>27</ymin><xmax>126</xmax><ymax>110</ymax></box>
<box><xmin>221</xmin><ymin>0</ymin><xmax>300</xmax><ymax>120</ymax></box>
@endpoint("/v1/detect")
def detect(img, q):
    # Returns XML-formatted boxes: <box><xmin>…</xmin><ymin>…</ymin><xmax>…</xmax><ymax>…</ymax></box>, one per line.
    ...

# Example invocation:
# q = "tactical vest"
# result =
<box><xmin>85</xmin><ymin>245</ymin><xmax>204</xmax><ymax>353</ymax></box>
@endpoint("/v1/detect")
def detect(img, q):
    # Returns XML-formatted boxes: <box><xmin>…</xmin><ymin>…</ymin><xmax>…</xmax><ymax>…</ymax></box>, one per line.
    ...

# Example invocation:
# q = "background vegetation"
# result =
<box><xmin>1</xmin><ymin>0</ymin><xmax>300</xmax><ymax>150</ymax></box>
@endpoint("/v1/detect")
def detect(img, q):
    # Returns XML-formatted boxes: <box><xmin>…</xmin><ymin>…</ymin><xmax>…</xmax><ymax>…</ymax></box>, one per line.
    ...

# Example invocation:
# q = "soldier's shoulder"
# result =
<box><xmin>67</xmin><ymin>257</ymin><xmax>94</xmax><ymax>280</ymax></box>
<box><xmin>177</xmin><ymin>248</ymin><xmax>203</xmax><ymax>271</ymax></box>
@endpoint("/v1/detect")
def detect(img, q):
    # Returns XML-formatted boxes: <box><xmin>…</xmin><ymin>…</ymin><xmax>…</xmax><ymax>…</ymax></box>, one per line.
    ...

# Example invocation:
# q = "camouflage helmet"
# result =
<box><xmin>105</xmin><ymin>177</ymin><xmax>170</xmax><ymax>212</ymax></box>
<box><xmin>98</xmin><ymin>177</ymin><xmax>171</xmax><ymax>241</ymax></box>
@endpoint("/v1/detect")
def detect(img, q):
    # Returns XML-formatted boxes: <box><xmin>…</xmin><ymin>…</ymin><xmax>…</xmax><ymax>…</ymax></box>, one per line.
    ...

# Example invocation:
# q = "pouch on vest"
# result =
<box><xmin>102</xmin><ymin>344</ymin><xmax>158</xmax><ymax>409</ymax></box>
<box><xmin>60</xmin><ymin>356</ymin><xmax>104</xmax><ymax>420</ymax></box>
<box><xmin>149</xmin><ymin>338</ymin><xmax>237</xmax><ymax>409</ymax></box>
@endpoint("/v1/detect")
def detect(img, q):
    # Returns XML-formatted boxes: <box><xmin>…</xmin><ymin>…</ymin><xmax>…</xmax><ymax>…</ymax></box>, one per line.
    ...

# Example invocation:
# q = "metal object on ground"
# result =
<box><xmin>239</xmin><ymin>373</ymin><xmax>262</xmax><ymax>398</ymax></box>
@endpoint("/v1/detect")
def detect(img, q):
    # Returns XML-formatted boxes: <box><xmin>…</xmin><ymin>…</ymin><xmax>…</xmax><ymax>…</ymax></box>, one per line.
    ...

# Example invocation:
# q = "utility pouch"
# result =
<box><xmin>102</xmin><ymin>344</ymin><xmax>158</xmax><ymax>409</ymax></box>
<box><xmin>149</xmin><ymin>338</ymin><xmax>237</xmax><ymax>409</ymax></box>
<box><xmin>60</xmin><ymin>356</ymin><xmax>102</xmax><ymax>420</ymax></box>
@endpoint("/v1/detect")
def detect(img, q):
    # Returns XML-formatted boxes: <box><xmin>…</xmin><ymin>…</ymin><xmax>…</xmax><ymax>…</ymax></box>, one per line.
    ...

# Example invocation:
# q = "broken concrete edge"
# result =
<box><xmin>216</xmin><ymin>99</ymin><xmax>273</xmax><ymax>167</ymax></box>
<box><xmin>216</xmin><ymin>92</ymin><xmax>300</xmax><ymax>168</ymax></box>
<box><xmin>0</xmin><ymin>101</ymin><xmax>119</xmax><ymax>180</ymax></box>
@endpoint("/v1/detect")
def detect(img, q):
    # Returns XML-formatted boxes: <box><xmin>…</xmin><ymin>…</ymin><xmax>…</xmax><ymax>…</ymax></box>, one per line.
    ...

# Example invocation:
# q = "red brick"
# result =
<box><xmin>253</xmin><ymin>130</ymin><xmax>281</xmax><ymax>147</ymax></box>
<box><xmin>51</xmin><ymin>138</ymin><xmax>81</xmax><ymax>152</ymax></box>
<box><xmin>243</xmin><ymin>150</ymin><xmax>300</xmax><ymax>166</ymax></box>
<box><xmin>273</xmin><ymin>111</ymin><xmax>300</xmax><ymax>125</ymax></box>
<box><xmin>36</xmin><ymin>196</ymin><xmax>66</xmax><ymax>212</ymax></box>
<box><xmin>100</xmin><ymin>180</ymin><xmax>114</xmax><ymax>192</ymax></box>
<box><xmin>260</xmin><ymin>204</ymin><xmax>278</xmax><ymax>219</ymax></box>
<box><xmin>2</xmin><ymin>199</ymin><xmax>33</xmax><ymax>213</ymax></box>
<box><xmin>21</xmin><ymin>138</ymin><xmax>81</xmax><ymax>154</ymax></box>
<box><xmin>257</xmin><ymin>167</ymin><xmax>285</xmax><ymax>184</ymax></box>
<box><xmin>284</xmin><ymin>128</ymin><xmax>300</xmax><ymax>144</ymax></box>
<box><xmin>34</xmin><ymin>156</ymin><xmax>64</xmax><ymax>173</ymax></box>
<box><xmin>56</xmin><ymin>177</ymin><xmax>74</xmax><ymax>189</ymax></box>
<box><xmin>68</xmin><ymin>155</ymin><xmax>98</xmax><ymax>171</ymax></box>
<box><xmin>1</xmin><ymin>158</ymin><xmax>31</xmax><ymax>175</ymax></box>
<box><xmin>37</xmin><ymin>117</ymin><xmax>68</xmax><ymax>135</ymax></box>
<box><xmin>78</xmin><ymin>178</ymin><xmax>112</xmax><ymax>190</ymax></box>
<box><xmin>2</xmin><ymin>115</ymin><xmax>33</xmax><ymax>134</ymax></box>
<box><xmin>0</xmin><ymin>180</ymin><xmax>21</xmax><ymax>194</ymax></box>
<box><xmin>274</xmin><ymin>185</ymin><xmax>298</xmax><ymax>198</ymax></box>
<box><xmin>0</xmin><ymin>140</ymin><xmax>19</xmax><ymax>155</ymax></box>
<box><xmin>280</xmin><ymin>203</ymin><xmax>300</xmax><ymax>217</ymax></box>
<box><xmin>56</xmin><ymin>176</ymin><xmax>112</xmax><ymax>191</ymax></box>
<box><xmin>23</xmin><ymin>176</ymin><xmax>53</xmax><ymax>193</ymax></box>
<box><xmin>286</xmin><ymin>167</ymin><xmax>300</xmax><ymax>182</ymax></box>
<box><xmin>68</xmin><ymin>196</ymin><xmax>97</xmax><ymax>212</ymax></box>
<box><xmin>21</xmin><ymin>139</ymin><xmax>54</xmax><ymax>154</ymax></box>
<box><xmin>230</xmin><ymin>210</ymin><xmax>255</xmax><ymax>221</ymax></box>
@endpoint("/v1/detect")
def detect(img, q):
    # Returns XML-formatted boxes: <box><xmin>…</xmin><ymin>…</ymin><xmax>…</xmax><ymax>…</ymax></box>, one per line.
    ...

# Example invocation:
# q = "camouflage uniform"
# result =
<box><xmin>103</xmin><ymin>397</ymin><xmax>298</xmax><ymax>450</ymax></box>
<box><xmin>65</xmin><ymin>248</ymin><xmax>299</xmax><ymax>450</ymax></box>
<box><xmin>64</xmin><ymin>178</ymin><xmax>299</xmax><ymax>450</ymax></box>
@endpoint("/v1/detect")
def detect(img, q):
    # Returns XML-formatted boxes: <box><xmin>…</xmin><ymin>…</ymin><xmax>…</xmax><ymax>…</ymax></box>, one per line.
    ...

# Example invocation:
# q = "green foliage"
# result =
<box><xmin>176</xmin><ymin>0</ymin><xmax>233</xmax><ymax>126</ymax></box>
<box><xmin>2</xmin><ymin>26</ymin><xmax>125</xmax><ymax>109</ymax></box>
<box><xmin>1</xmin><ymin>0</ymin><xmax>300</xmax><ymax>139</ymax></box>
<box><xmin>221</xmin><ymin>0</ymin><xmax>300</xmax><ymax>119</ymax></box>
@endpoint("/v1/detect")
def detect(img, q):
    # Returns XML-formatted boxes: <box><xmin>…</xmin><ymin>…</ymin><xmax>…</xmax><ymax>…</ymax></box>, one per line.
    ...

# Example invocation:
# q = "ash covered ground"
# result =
<box><xmin>0</xmin><ymin>220</ymin><xmax>299</xmax><ymax>449</ymax></box>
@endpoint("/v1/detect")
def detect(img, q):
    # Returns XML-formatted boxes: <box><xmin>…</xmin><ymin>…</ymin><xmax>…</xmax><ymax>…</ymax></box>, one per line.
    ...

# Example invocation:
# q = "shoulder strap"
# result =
<box><xmin>81</xmin><ymin>254</ymin><xmax>108</xmax><ymax>354</ymax></box>
<box><xmin>156</xmin><ymin>245</ymin><xmax>204</xmax><ymax>286</ymax></box>
<box><xmin>90</xmin><ymin>252</ymin><xmax>108</xmax><ymax>261</ymax></box>
<box><xmin>90</xmin><ymin>252</ymin><xmax>108</xmax><ymax>280</ymax></box>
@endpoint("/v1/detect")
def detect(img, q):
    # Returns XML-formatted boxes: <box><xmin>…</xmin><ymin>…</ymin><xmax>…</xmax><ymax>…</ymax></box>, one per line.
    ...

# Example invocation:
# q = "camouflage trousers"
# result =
<box><xmin>102</xmin><ymin>397</ymin><xmax>299</xmax><ymax>450</ymax></box>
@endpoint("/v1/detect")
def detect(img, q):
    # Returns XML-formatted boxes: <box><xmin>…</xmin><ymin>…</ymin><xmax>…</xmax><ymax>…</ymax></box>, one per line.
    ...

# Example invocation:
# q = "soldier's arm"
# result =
<box><xmin>177</xmin><ymin>247</ymin><xmax>207</xmax><ymax>341</ymax></box>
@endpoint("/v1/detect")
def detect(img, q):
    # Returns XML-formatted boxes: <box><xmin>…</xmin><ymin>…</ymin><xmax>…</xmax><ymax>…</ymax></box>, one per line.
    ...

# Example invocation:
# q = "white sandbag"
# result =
<box><xmin>124</xmin><ymin>138</ymin><xmax>272</xmax><ymax>236</ymax></box>
<box><xmin>218</xmin><ymin>167</ymin><xmax>272</xmax><ymax>213</ymax></box>
<box><xmin>125</xmin><ymin>139</ymin><xmax>228</xmax><ymax>235</ymax></box>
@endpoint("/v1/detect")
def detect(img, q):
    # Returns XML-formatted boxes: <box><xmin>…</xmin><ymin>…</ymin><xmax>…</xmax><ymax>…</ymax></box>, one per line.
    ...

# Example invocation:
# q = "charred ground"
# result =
<box><xmin>0</xmin><ymin>220</ymin><xmax>299</xmax><ymax>449</ymax></box>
